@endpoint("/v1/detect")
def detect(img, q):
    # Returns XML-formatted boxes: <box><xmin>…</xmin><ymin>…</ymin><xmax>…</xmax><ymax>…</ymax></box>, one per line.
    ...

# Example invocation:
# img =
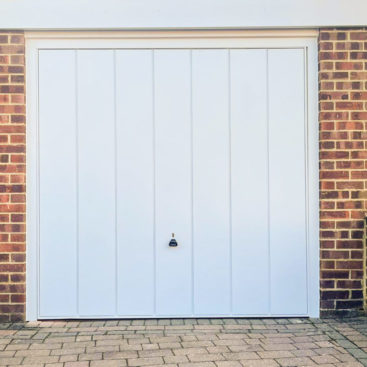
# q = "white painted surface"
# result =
<box><xmin>28</xmin><ymin>32</ymin><xmax>319</xmax><ymax>319</ymax></box>
<box><xmin>230</xmin><ymin>49</ymin><xmax>269</xmax><ymax>315</ymax></box>
<box><xmin>154</xmin><ymin>50</ymin><xmax>193</xmax><ymax>316</ymax></box>
<box><xmin>268</xmin><ymin>49</ymin><xmax>308</xmax><ymax>315</ymax></box>
<box><xmin>305</xmin><ymin>41</ymin><xmax>320</xmax><ymax>318</ymax></box>
<box><xmin>115</xmin><ymin>50</ymin><xmax>155</xmax><ymax>316</ymax></box>
<box><xmin>25</xmin><ymin>31</ymin><xmax>319</xmax><ymax>50</ymax></box>
<box><xmin>77</xmin><ymin>50</ymin><xmax>116</xmax><ymax>316</ymax></box>
<box><xmin>2</xmin><ymin>0</ymin><xmax>367</xmax><ymax>29</ymax></box>
<box><xmin>192</xmin><ymin>50</ymin><xmax>231</xmax><ymax>315</ymax></box>
<box><xmin>38</xmin><ymin>50</ymin><xmax>77</xmax><ymax>317</ymax></box>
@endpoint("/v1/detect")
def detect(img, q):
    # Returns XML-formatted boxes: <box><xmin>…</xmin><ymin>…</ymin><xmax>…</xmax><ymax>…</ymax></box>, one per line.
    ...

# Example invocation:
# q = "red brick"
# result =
<box><xmin>350</xmin><ymin>32</ymin><xmax>367</xmax><ymax>40</ymax></box>
<box><xmin>321</xmin><ymin>290</ymin><xmax>349</xmax><ymax>300</ymax></box>
<box><xmin>337</xmin><ymin>280</ymin><xmax>362</xmax><ymax>289</ymax></box>
<box><xmin>11</xmin><ymin>274</ymin><xmax>25</xmax><ymax>282</ymax></box>
<box><xmin>319</xmin><ymin>28</ymin><xmax>367</xmax><ymax>315</ymax></box>
<box><xmin>10</xmin><ymin>294</ymin><xmax>25</xmax><ymax>303</ymax></box>
<box><xmin>351</xmin><ymin>92</ymin><xmax>367</xmax><ymax>99</ymax></box>
<box><xmin>335</xmin><ymin>102</ymin><xmax>364</xmax><ymax>110</ymax></box>
<box><xmin>350</xmin><ymin>52</ymin><xmax>367</xmax><ymax>59</ymax></box>
<box><xmin>319</xmin><ymin>52</ymin><xmax>348</xmax><ymax>60</ymax></box>
<box><xmin>337</xmin><ymin>240</ymin><xmax>363</xmax><ymax>249</ymax></box>
<box><xmin>336</xmin><ymin>260</ymin><xmax>363</xmax><ymax>270</ymax></box>
<box><xmin>336</xmin><ymin>62</ymin><xmax>364</xmax><ymax>70</ymax></box>
<box><xmin>0</xmin><ymin>31</ymin><xmax>25</xmax><ymax>322</ymax></box>
<box><xmin>320</xmin><ymin>111</ymin><xmax>349</xmax><ymax>120</ymax></box>
<box><xmin>321</xmin><ymin>250</ymin><xmax>349</xmax><ymax>259</ymax></box>
<box><xmin>321</xmin><ymin>271</ymin><xmax>349</xmax><ymax>279</ymax></box>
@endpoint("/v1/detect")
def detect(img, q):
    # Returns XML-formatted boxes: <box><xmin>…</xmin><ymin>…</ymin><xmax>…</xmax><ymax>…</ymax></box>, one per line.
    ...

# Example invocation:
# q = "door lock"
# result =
<box><xmin>169</xmin><ymin>233</ymin><xmax>178</xmax><ymax>247</ymax></box>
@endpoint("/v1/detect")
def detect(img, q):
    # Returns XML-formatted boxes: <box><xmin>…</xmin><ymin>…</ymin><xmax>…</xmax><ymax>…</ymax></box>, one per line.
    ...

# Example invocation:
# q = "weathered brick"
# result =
<box><xmin>319</xmin><ymin>28</ymin><xmax>367</xmax><ymax>316</ymax></box>
<box><xmin>0</xmin><ymin>31</ymin><xmax>25</xmax><ymax>322</ymax></box>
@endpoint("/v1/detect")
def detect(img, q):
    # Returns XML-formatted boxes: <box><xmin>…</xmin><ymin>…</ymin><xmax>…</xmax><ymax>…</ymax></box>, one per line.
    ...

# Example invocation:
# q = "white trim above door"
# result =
<box><xmin>26</xmin><ymin>30</ymin><xmax>319</xmax><ymax>320</ymax></box>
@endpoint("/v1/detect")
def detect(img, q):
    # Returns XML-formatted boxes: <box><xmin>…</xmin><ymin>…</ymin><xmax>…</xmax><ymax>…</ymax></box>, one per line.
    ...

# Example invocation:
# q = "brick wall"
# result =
<box><xmin>319</xmin><ymin>28</ymin><xmax>367</xmax><ymax>316</ymax></box>
<box><xmin>0</xmin><ymin>29</ymin><xmax>366</xmax><ymax>321</ymax></box>
<box><xmin>0</xmin><ymin>31</ymin><xmax>26</xmax><ymax>322</ymax></box>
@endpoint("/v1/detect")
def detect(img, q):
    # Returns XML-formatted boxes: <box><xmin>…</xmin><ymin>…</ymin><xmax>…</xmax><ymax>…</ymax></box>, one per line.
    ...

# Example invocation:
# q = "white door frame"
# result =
<box><xmin>26</xmin><ymin>29</ymin><xmax>320</xmax><ymax>320</ymax></box>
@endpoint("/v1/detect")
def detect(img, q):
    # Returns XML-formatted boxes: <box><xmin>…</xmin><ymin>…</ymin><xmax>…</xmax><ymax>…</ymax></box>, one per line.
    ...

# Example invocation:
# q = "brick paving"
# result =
<box><xmin>1</xmin><ymin>318</ymin><xmax>367</xmax><ymax>367</ymax></box>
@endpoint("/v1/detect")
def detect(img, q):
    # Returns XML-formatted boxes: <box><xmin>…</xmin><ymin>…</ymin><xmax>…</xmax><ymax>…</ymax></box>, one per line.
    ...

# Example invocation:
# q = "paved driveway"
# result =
<box><xmin>1</xmin><ymin>318</ymin><xmax>367</xmax><ymax>367</ymax></box>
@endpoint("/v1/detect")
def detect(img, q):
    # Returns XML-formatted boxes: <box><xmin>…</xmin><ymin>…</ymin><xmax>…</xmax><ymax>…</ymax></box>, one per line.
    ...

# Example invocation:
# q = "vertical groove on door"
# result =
<box><xmin>266</xmin><ymin>49</ymin><xmax>271</xmax><ymax>316</ymax></box>
<box><xmin>152</xmin><ymin>50</ymin><xmax>157</xmax><ymax>316</ymax></box>
<box><xmin>302</xmin><ymin>48</ymin><xmax>309</xmax><ymax>315</ymax></box>
<box><xmin>227</xmin><ymin>49</ymin><xmax>233</xmax><ymax>315</ymax></box>
<box><xmin>113</xmin><ymin>50</ymin><xmax>118</xmax><ymax>317</ymax></box>
<box><xmin>190</xmin><ymin>49</ymin><xmax>195</xmax><ymax>316</ymax></box>
<box><xmin>37</xmin><ymin>50</ymin><xmax>40</xmax><ymax>318</ymax></box>
<box><xmin>75</xmin><ymin>50</ymin><xmax>79</xmax><ymax>318</ymax></box>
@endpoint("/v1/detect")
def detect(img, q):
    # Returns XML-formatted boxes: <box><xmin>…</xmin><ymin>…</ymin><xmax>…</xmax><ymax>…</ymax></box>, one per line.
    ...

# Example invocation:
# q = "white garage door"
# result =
<box><xmin>34</xmin><ymin>40</ymin><xmax>316</xmax><ymax>318</ymax></box>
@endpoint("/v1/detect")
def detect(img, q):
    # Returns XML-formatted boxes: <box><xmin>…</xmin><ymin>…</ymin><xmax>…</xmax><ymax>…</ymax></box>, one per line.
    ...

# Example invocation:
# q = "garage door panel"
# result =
<box><xmin>154</xmin><ymin>50</ymin><xmax>193</xmax><ymax>315</ymax></box>
<box><xmin>230</xmin><ymin>49</ymin><xmax>269</xmax><ymax>315</ymax></box>
<box><xmin>268</xmin><ymin>49</ymin><xmax>308</xmax><ymax>315</ymax></box>
<box><xmin>192</xmin><ymin>50</ymin><xmax>231</xmax><ymax>315</ymax></box>
<box><xmin>116</xmin><ymin>50</ymin><xmax>155</xmax><ymax>316</ymax></box>
<box><xmin>39</xmin><ymin>50</ymin><xmax>78</xmax><ymax>317</ymax></box>
<box><xmin>77</xmin><ymin>50</ymin><xmax>116</xmax><ymax>316</ymax></box>
<box><xmin>36</xmin><ymin>45</ymin><xmax>311</xmax><ymax>319</ymax></box>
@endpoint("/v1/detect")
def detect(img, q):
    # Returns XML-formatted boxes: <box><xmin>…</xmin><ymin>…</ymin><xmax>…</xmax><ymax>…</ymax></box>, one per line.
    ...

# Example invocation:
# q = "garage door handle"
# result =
<box><xmin>169</xmin><ymin>233</ymin><xmax>178</xmax><ymax>247</ymax></box>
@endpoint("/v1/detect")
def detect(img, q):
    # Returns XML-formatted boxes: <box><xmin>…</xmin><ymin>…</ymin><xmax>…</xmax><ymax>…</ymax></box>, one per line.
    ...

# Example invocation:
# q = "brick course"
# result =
<box><xmin>0</xmin><ymin>29</ymin><xmax>366</xmax><ymax>320</ymax></box>
<box><xmin>0</xmin><ymin>31</ymin><xmax>26</xmax><ymax>322</ymax></box>
<box><xmin>319</xmin><ymin>28</ymin><xmax>367</xmax><ymax>316</ymax></box>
